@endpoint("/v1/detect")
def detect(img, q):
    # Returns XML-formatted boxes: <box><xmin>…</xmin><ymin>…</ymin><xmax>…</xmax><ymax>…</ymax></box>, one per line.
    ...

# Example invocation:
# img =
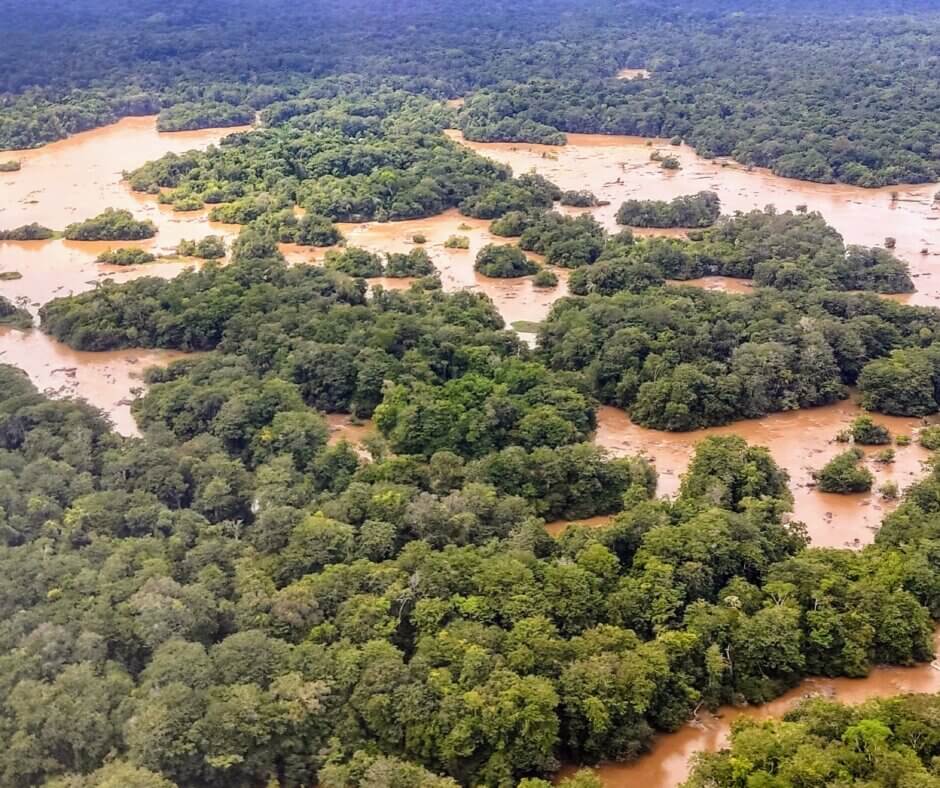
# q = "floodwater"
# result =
<box><xmin>544</xmin><ymin>514</ymin><xmax>614</xmax><ymax>537</ymax></box>
<box><xmin>562</xmin><ymin>629</ymin><xmax>940</xmax><ymax>788</ymax></box>
<box><xmin>446</xmin><ymin>130</ymin><xmax>940</xmax><ymax>305</ymax></box>
<box><xmin>291</xmin><ymin>209</ymin><xmax>569</xmax><ymax>326</ymax></box>
<box><xmin>0</xmin><ymin>116</ymin><xmax>248</xmax><ymax>433</ymax></box>
<box><xmin>0</xmin><ymin>327</ymin><xmax>187</xmax><ymax>435</ymax></box>
<box><xmin>595</xmin><ymin>401</ymin><xmax>932</xmax><ymax>549</ymax></box>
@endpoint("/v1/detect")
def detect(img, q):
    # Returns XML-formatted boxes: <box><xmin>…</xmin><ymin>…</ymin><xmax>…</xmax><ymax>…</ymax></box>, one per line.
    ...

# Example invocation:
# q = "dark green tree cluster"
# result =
<box><xmin>156</xmin><ymin>101</ymin><xmax>254</xmax><ymax>132</ymax></box>
<box><xmin>385</xmin><ymin>248</ymin><xmax>436</xmax><ymax>277</ymax></box>
<box><xmin>126</xmin><ymin>97</ymin><xmax>558</xmax><ymax>226</ymax></box>
<box><xmin>474</xmin><ymin>244</ymin><xmax>539</xmax><ymax>278</ymax></box>
<box><xmin>559</xmin><ymin>190</ymin><xmax>600</xmax><ymax>207</ymax></box>
<box><xmin>685</xmin><ymin>695</ymin><xmax>940</xmax><ymax>788</ymax></box>
<box><xmin>0</xmin><ymin>295</ymin><xmax>31</xmax><ymax>329</ymax></box>
<box><xmin>323</xmin><ymin>247</ymin><xmax>385</xmax><ymax>277</ymax></box>
<box><xmin>96</xmin><ymin>248</ymin><xmax>156</xmax><ymax>266</ymax></box>
<box><xmin>813</xmin><ymin>448</ymin><xmax>874</xmax><ymax>493</ymax></box>
<box><xmin>0</xmin><ymin>223</ymin><xmax>54</xmax><ymax>241</ymax></box>
<box><xmin>177</xmin><ymin>236</ymin><xmax>226</xmax><ymax>260</ymax></box>
<box><xmin>63</xmin><ymin>209</ymin><xmax>156</xmax><ymax>242</ymax></box>
<box><xmin>848</xmin><ymin>414</ymin><xmax>891</xmax><ymax>445</ymax></box>
<box><xmin>500</xmin><ymin>207</ymin><xmax>912</xmax><ymax>294</ymax></box>
<box><xmin>492</xmin><ymin>211</ymin><xmax>607</xmax><ymax>268</ymax></box>
<box><xmin>615</xmin><ymin>191</ymin><xmax>721</xmax><ymax>228</ymax></box>
<box><xmin>538</xmin><ymin>286</ymin><xmax>940</xmax><ymax>430</ymax></box>
<box><xmin>858</xmin><ymin>345</ymin><xmax>940</xmax><ymax>417</ymax></box>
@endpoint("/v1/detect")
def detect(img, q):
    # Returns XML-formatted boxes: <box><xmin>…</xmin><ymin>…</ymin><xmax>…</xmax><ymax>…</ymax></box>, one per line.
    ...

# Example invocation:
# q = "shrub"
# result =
<box><xmin>849</xmin><ymin>415</ymin><xmax>890</xmax><ymax>445</ymax></box>
<box><xmin>559</xmin><ymin>190</ymin><xmax>599</xmax><ymax>207</ymax></box>
<box><xmin>874</xmin><ymin>448</ymin><xmax>895</xmax><ymax>464</ymax></box>
<box><xmin>879</xmin><ymin>480</ymin><xmax>899</xmax><ymax>499</ymax></box>
<box><xmin>532</xmin><ymin>268</ymin><xmax>559</xmax><ymax>288</ymax></box>
<box><xmin>813</xmin><ymin>448</ymin><xmax>873</xmax><ymax>493</ymax></box>
<box><xmin>918</xmin><ymin>425</ymin><xmax>940</xmax><ymax>450</ymax></box>
<box><xmin>444</xmin><ymin>234</ymin><xmax>470</xmax><ymax>249</ymax></box>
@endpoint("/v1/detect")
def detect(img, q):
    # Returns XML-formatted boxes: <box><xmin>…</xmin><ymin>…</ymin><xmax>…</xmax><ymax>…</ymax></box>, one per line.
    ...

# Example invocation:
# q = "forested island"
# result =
<box><xmin>4</xmin><ymin>1</ymin><xmax>940</xmax><ymax>787</ymax></box>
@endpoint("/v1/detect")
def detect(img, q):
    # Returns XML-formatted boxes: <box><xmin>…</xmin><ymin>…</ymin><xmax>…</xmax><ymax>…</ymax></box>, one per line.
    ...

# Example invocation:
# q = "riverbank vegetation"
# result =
<box><xmin>474</xmin><ymin>244</ymin><xmax>539</xmax><ymax>277</ymax></box>
<box><xmin>0</xmin><ymin>295</ymin><xmax>31</xmax><ymax>328</ymax></box>
<box><xmin>176</xmin><ymin>236</ymin><xmax>226</xmax><ymax>260</ymax></box>
<box><xmin>0</xmin><ymin>223</ymin><xmax>54</xmax><ymax>241</ymax></box>
<box><xmin>685</xmin><ymin>694</ymin><xmax>940</xmax><ymax>787</ymax></box>
<box><xmin>156</xmin><ymin>102</ymin><xmax>254</xmax><ymax>133</ymax></box>
<box><xmin>385</xmin><ymin>248</ymin><xmax>435</xmax><ymax>277</ymax></box>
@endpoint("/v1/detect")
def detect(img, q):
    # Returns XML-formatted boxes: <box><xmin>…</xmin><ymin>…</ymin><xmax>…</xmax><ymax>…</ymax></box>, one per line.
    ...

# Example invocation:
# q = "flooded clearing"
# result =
<box><xmin>0</xmin><ymin>326</ymin><xmax>187</xmax><ymax>435</ymax></box>
<box><xmin>316</xmin><ymin>210</ymin><xmax>570</xmax><ymax>326</ymax></box>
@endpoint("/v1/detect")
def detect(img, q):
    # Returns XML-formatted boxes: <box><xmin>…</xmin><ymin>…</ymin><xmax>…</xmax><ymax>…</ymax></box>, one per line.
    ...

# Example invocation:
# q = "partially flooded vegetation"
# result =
<box><xmin>3</xmin><ymin>3</ymin><xmax>940</xmax><ymax>787</ymax></box>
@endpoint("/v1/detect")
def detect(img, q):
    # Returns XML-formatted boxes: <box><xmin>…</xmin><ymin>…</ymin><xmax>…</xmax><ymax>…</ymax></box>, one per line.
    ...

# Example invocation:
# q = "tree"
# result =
<box><xmin>474</xmin><ymin>244</ymin><xmax>538</xmax><ymax>277</ymax></box>
<box><xmin>814</xmin><ymin>448</ymin><xmax>873</xmax><ymax>493</ymax></box>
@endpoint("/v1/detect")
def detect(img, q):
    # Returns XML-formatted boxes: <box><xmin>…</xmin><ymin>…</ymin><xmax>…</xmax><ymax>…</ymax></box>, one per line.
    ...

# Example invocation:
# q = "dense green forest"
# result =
<box><xmin>6</xmin><ymin>2</ymin><xmax>940</xmax><ymax>786</ymax></box>
<box><xmin>3</xmin><ymin>343</ymin><xmax>940</xmax><ymax>786</ymax></box>
<box><xmin>2</xmin><ymin>1</ymin><xmax>940</xmax><ymax>186</ymax></box>
<box><xmin>685</xmin><ymin>695</ymin><xmax>940</xmax><ymax>787</ymax></box>
<box><xmin>6</xmin><ymin>200</ymin><xmax>937</xmax><ymax>784</ymax></box>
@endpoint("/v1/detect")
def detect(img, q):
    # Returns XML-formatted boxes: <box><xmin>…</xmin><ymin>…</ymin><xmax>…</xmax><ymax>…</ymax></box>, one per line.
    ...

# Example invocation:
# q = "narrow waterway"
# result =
<box><xmin>558</xmin><ymin>631</ymin><xmax>940</xmax><ymax>787</ymax></box>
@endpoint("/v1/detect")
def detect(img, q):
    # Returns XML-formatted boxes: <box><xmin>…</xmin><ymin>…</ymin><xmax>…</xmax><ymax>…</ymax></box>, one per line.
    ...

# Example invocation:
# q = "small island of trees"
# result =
<box><xmin>95</xmin><ymin>248</ymin><xmax>157</xmax><ymax>265</ymax></box>
<box><xmin>474</xmin><ymin>244</ymin><xmax>539</xmax><ymax>277</ymax></box>
<box><xmin>616</xmin><ymin>191</ymin><xmax>721</xmax><ymax>228</ymax></box>
<box><xmin>177</xmin><ymin>236</ymin><xmax>226</xmax><ymax>260</ymax></box>
<box><xmin>63</xmin><ymin>208</ymin><xmax>156</xmax><ymax>241</ymax></box>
